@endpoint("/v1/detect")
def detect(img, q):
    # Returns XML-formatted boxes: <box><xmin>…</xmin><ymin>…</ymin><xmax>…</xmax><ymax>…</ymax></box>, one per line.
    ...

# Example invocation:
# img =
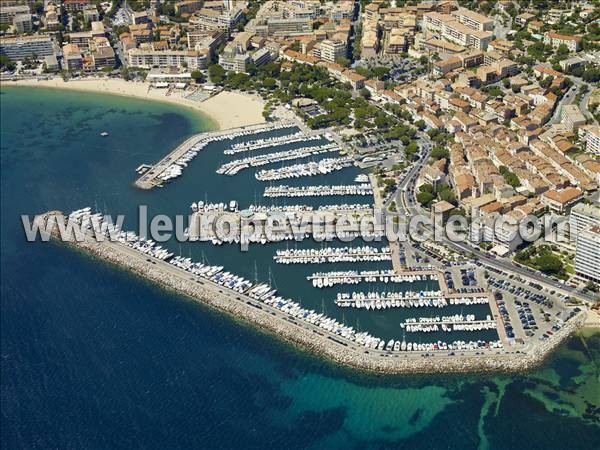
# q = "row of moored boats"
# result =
<box><xmin>308</xmin><ymin>270</ymin><xmax>436</xmax><ymax>287</ymax></box>
<box><xmin>225</xmin><ymin>131</ymin><xmax>326</xmax><ymax>154</ymax></box>
<box><xmin>255</xmin><ymin>156</ymin><xmax>354</xmax><ymax>181</ymax></box>
<box><xmin>216</xmin><ymin>143</ymin><xmax>339</xmax><ymax>176</ymax></box>
<box><xmin>263</xmin><ymin>184</ymin><xmax>373</xmax><ymax>198</ymax></box>
<box><xmin>274</xmin><ymin>246</ymin><xmax>392</xmax><ymax>264</ymax></box>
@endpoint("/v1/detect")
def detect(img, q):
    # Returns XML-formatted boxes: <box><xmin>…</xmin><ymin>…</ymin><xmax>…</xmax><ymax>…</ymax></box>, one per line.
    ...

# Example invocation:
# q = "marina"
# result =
<box><xmin>263</xmin><ymin>184</ymin><xmax>374</xmax><ymax>198</ymax></box>
<box><xmin>34</xmin><ymin>208</ymin><xmax>587</xmax><ymax>374</ymax></box>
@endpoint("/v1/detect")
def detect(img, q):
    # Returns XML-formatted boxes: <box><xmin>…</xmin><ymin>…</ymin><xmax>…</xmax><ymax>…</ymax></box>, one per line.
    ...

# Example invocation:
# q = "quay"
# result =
<box><xmin>37</xmin><ymin>211</ymin><xmax>587</xmax><ymax>375</ymax></box>
<box><xmin>134</xmin><ymin>122</ymin><xmax>294</xmax><ymax>190</ymax></box>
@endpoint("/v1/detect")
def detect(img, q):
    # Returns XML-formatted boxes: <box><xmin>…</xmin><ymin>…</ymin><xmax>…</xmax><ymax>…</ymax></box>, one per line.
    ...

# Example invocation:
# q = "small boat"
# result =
<box><xmin>100</xmin><ymin>131</ymin><xmax>109</xmax><ymax>137</ymax></box>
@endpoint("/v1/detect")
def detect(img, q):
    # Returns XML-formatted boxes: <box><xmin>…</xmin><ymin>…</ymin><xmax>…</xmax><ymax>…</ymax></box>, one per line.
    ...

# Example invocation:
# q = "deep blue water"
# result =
<box><xmin>1</xmin><ymin>87</ymin><xmax>599</xmax><ymax>449</ymax></box>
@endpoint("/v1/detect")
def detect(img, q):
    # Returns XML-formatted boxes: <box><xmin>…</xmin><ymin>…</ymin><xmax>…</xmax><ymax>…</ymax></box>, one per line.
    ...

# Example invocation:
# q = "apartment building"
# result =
<box><xmin>578</xmin><ymin>125</ymin><xmax>600</xmax><ymax>155</ymax></box>
<box><xmin>318</xmin><ymin>39</ymin><xmax>347</xmax><ymax>63</ymax></box>
<box><xmin>0</xmin><ymin>35</ymin><xmax>53</xmax><ymax>60</ymax></box>
<box><xmin>13</xmin><ymin>13</ymin><xmax>32</xmax><ymax>33</ymax></box>
<box><xmin>451</xmin><ymin>7</ymin><xmax>494</xmax><ymax>31</ymax></box>
<box><xmin>569</xmin><ymin>203</ymin><xmax>600</xmax><ymax>240</ymax></box>
<box><xmin>0</xmin><ymin>5</ymin><xmax>29</xmax><ymax>24</ymax></box>
<box><xmin>174</xmin><ymin>0</ymin><xmax>203</xmax><ymax>15</ymax></box>
<box><xmin>188</xmin><ymin>30</ymin><xmax>228</xmax><ymax>56</ymax></box>
<box><xmin>62</xmin><ymin>0</ymin><xmax>90</xmax><ymax>12</ymax></box>
<box><xmin>543</xmin><ymin>32</ymin><xmax>582</xmax><ymax>52</ymax></box>
<box><xmin>329</xmin><ymin>1</ymin><xmax>355</xmax><ymax>20</ymax></box>
<box><xmin>561</xmin><ymin>104</ymin><xmax>587</xmax><ymax>131</ymax></box>
<box><xmin>128</xmin><ymin>48</ymin><xmax>209</xmax><ymax>69</ymax></box>
<box><xmin>540</xmin><ymin>187</ymin><xmax>583</xmax><ymax>213</ymax></box>
<box><xmin>575</xmin><ymin>226</ymin><xmax>600</xmax><ymax>283</ymax></box>
<box><xmin>189</xmin><ymin>7</ymin><xmax>243</xmax><ymax>32</ymax></box>
<box><xmin>63</xmin><ymin>43</ymin><xmax>83</xmax><ymax>70</ymax></box>
<box><xmin>423</xmin><ymin>12</ymin><xmax>492</xmax><ymax>50</ymax></box>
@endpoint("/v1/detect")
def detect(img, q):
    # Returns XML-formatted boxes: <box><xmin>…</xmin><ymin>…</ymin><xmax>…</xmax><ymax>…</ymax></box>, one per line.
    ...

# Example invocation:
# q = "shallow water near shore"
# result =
<box><xmin>1</xmin><ymin>87</ymin><xmax>599</xmax><ymax>449</ymax></box>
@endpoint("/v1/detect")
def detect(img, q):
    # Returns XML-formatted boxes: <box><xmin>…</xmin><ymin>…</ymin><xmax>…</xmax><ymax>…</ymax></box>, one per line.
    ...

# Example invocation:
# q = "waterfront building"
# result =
<box><xmin>0</xmin><ymin>35</ymin><xmax>53</xmax><ymax>60</ymax></box>
<box><xmin>575</xmin><ymin>226</ymin><xmax>600</xmax><ymax>283</ymax></box>
<box><xmin>146</xmin><ymin>68</ymin><xmax>192</xmax><ymax>85</ymax></box>
<box><xmin>63</xmin><ymin>43</ymin><xmax>83</xmax><ymax>70</ymax></box>
<box><xmin>569</xmin><ymin>203</ymin><xmax>600</xmax><ymax>241</ymax></box>
<box><xmin>128</xmin><ymin>48</ymin><xmax>209</xmax><ymax>69</ymax></box>
<box><xmin>44</xmin><ymin>53</ymin><xmax>59</xmax><ymax>72</ymax></box>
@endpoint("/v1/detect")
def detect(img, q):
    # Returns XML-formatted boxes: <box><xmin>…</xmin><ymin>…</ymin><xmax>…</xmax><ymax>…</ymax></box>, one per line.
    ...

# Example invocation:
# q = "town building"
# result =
<box><xmin>561</xmin><ymin>104</ymin><xmax>587</xmax><ymax>131</ymax></box>
<box><xmin>12</xmin><ymin>13</ymin><xmax>32</xmax><ymax>33</ymax></box>
<box><xmin>574</xmin><ymin>226</ymin><xmax>600</xmax><ymax>283</ymax></box>
<box><xmin>62</xmin><ymin>0</ymin><xmax>90</xmax><ymax>12</ymax></box>
<box><xmin>0</xmin><ymin>35</ymin><xmax>53</xmax><ymax>60</ymax></box>
<box><xmin>543</xmin><ymin>32</ymin><xmax>582</xmax><ymax>52</ymax></box>
<box><xmin>83</xmin><ymin>5</ymin><xmax>100</xmax><ymax>23</ymax></box>
<box><xmin>128</xmin><ymin>48</ymin><xmax>209</xmax><ymax>69</ymax></box>
<box><xmin>578</xmin><ymin>125</ymin><xmax>600</xmax><ymax>155</ymax></box>
<box><xmin>540</xmin><ymin>187</ymin><xmax>583</xmax><ymax>213</ymax></box>
<box><xmin>0</xmin><ymin>4</ymin><xmax>29</xmax><ymax>24</ymax></box>
<box><xmin>569</xmin><ymin>203</ymin><xmax>600</xmax><ymax>240</ymax></box>
<box><xmin>318</xmin><ymin>39</ymin><xmax>347</xmax><ymax>63</ymax></box>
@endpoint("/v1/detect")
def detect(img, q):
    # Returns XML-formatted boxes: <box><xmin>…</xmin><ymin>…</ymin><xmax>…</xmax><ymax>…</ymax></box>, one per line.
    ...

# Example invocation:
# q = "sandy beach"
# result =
<box><xmin>2</xmin><ymin>77</ymin><xmax>266</xmax><ymax>130</ymax></box>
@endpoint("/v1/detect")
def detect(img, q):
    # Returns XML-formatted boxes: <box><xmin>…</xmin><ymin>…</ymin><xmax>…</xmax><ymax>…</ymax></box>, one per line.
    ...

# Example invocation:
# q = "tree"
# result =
<box><xmin>419</xmin><ymin>183</ymin><xmax>434</xmax><ymax>194</ymax></box>
<box><xmin>438</xmin><ymin>188</ymin><xmax>456</xmax><ymax>205</ymax></box>
<box><xmin>208</xmin><ymin>64</ymin><xmax>226</xmax><ymax>84</ymax></box>
<box><xmin>359</xmin><ymin>87</ymin><xmax>371</xmax><ymax>99</ymax></box>
<box><xmin>190</xmin><ymin>70</ymin><xmax>204</xmax><ymax>83</ymax></box>
<box><xmin>417</xmin><ymin>191</ymin><xmax>435</xmax><ymax>207</ymax></box>
<box><xmin>414</xmin><ymin>119</ymin><xmax>426</xmax><ymax>131</ymax></box>
<box><xmin>0</xmin><ymin>55</ymin><xmax>15</xmax><ymax>71</ymax></box>
<box><xmin>535</xmin><ymin>254</ymin><xmax>564</xmax><ymax>275</ymax></box>
<box><xmin>335</xmin><ymin>56</ymin><xmax>350</xmax><ymax>67</ymax></box>
<box><xmin>430</xmin><ymin>145</ymin><xmax>449</xmax><ymax>160</ymax></box>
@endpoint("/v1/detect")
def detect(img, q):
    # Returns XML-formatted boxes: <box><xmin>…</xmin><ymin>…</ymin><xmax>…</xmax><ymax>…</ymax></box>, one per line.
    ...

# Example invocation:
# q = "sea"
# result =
<box><xmin>1</xmin><ymin>86</ymin><xmax>599</xmax><ymax>449</ymax></box>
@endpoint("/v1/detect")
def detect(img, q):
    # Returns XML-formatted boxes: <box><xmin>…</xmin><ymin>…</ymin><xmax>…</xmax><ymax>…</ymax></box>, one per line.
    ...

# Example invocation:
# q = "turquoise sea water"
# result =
<box><xmin>1</xmin><ymin>87</ymin><xmax>599</xmax><ymax>449</ymax></box>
